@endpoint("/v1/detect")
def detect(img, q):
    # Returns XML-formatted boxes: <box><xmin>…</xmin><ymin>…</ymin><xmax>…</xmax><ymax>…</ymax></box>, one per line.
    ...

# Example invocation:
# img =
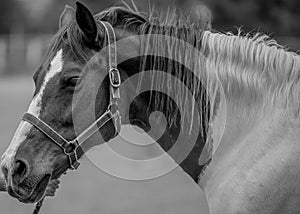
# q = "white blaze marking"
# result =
<box><xmin>1</xmin><ymin>50</ymin><xmax>64</xmax><ymax>168</ymax></box>
<box><xmin>28</xmin><ymin>49</ymin><xmax>63</xmax><ymax>116</ymax></box>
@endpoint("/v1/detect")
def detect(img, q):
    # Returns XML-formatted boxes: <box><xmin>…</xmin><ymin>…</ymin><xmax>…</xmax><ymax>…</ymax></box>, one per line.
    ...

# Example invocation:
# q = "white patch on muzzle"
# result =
<box><xmin>1</xmin><ymin>49</ymin><xmax>64</xmax><ymax>169</ymax></box>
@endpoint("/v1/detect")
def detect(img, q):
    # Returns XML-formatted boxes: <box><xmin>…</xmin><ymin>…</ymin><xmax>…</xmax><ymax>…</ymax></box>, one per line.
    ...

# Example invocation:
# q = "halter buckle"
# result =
<box><xmin>109</xmin><ymin>68</ymin><xmax>121</xmax><ymax>88</ymax></box>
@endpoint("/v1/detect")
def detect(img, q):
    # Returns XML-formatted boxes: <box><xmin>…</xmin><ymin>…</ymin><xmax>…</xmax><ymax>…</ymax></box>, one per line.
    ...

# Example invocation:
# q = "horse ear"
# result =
<box><xmin>59</xmin><ymin>5</ymin><xmax>75</xmax><ymax>28</ymax></box>
<box><xmin>75</xmin><ymin>1</ymin><xmax>98</xmax><ymax>48</ymax></box>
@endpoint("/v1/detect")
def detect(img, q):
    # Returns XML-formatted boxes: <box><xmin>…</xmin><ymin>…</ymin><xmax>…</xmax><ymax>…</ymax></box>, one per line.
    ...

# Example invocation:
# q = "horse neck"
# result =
<box><xmin>202</xmin><ymin>30</ymin><xmax>300</xmax><ymax>171</ymax></box>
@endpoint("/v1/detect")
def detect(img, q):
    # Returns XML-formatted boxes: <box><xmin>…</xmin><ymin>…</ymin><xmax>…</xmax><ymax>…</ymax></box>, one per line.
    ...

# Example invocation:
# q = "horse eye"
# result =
<box><xmin>66</xmin><ymin>77</ymin><xmax>79</xmax><ymax>88</ymax></box>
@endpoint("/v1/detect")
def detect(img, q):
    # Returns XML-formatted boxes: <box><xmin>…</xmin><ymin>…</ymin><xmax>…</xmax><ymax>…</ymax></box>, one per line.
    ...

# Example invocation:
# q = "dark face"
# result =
<box><xmin>0</xmin><ymin>3</ymin><xmax>116</xmax><ymax>203</ymax></box>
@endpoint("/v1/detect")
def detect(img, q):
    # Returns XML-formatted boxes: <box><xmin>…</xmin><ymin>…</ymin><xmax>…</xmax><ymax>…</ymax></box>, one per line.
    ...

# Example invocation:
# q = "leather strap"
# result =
<box><xmin>101</xmin><ymin>21</ymin><xmax>121</xmax><ymax>101</ymax></box>
<box><xmin>22</xmin><ymin>113</ymin><xmax>68</xmax><ymax>148</ymax></box>
<box><xmin>101</xmin><ymin>22</ymin><xmax>117</xmax><ymax>69</ymax></box>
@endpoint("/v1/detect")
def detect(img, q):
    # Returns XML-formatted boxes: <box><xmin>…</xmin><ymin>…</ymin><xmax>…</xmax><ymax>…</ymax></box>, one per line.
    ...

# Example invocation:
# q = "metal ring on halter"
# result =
<box><xmin>63</xmin><ymin>140</ymin><xmax>80</xmax><ymax>170</ymax></box>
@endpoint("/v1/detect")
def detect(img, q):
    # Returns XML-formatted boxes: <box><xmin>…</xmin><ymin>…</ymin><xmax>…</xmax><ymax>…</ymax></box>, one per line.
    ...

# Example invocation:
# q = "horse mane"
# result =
<box><xmin>95</xmin><ymin>1</ymin><xmax>211</xmax><ymax>29</ymax></box>
<box><xmin>202</xmin><ymin>30</ymin><xmax>300</xmax><ymax>116</ymax></box>
<box><xmin>45</xmin><ymin>2</ymin><xmax>210</xmax><ymax>64</ymax></box>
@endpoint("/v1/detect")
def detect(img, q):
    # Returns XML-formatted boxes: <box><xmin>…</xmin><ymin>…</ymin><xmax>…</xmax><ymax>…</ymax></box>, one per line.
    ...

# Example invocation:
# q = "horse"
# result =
<box><xmin>0</xmin><ymin>0</ymin><xmax>213</xmax><ymax>205</ymax></box>
<box><xmin>0</xmin><ymin>1</ymin><xmax>300</xmax><ymax>214</ymax></box>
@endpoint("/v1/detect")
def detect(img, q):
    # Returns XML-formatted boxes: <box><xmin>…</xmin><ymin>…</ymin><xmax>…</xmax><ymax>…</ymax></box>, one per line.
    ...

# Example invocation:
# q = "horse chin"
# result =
<box><xmin>18</xmin><ymin>174</ymin><xmax>51</xmax><ymax>204</ymax></box>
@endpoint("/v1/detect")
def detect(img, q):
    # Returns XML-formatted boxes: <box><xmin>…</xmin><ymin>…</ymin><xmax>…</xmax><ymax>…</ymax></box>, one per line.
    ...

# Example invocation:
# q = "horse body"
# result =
<box><xmin>201</xmin><ymin>102</ymin><xmax>300</xmax><ymax>213</ymax></box>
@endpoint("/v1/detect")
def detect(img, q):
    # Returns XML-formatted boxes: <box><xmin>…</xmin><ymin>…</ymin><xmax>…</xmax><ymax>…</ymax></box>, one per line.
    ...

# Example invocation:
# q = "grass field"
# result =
<box><xmin>0</xmin><ymin>77</ymin><xmax>209</xmax><ymax>214</ymax></box>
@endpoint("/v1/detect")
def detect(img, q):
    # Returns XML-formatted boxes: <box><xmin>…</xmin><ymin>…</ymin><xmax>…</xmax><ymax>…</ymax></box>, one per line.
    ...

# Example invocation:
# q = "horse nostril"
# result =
<box><xmin>12</xmin><ymin>160</ymin><xmax>28</xmax><ymax>182</ymax></box>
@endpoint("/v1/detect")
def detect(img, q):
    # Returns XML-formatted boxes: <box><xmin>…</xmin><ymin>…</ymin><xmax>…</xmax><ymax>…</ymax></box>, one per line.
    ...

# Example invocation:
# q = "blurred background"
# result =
<box><xmin>0</xmin><ymin>0</ymin><xmax>299</xmax><ymax>76</ymax></box>
<box><xmin>0</xmin><ymin>0</ymin><xmax>299</xmax><ymax>213</ymax></box>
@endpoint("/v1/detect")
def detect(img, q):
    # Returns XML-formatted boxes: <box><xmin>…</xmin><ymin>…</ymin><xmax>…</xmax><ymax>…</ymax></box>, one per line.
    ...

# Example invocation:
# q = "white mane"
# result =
<box><xmin>202</xmin><ymin>31</ymin><xmax>300</xmax><ymax>116</ymax></box>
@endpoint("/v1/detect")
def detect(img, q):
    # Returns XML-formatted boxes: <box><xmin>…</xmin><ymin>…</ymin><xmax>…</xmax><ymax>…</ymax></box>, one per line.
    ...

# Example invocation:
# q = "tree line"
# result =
<box><xmin>0</xmin><ymin>0</ymin><xmax>299</xmax><ymax>37</ymax></box>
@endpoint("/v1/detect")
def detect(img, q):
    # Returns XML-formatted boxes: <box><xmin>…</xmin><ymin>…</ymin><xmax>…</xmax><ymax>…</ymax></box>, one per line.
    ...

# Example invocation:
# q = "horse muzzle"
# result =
<box><xmin>7</xmin><ymin>173</ymin><xmax>51</xmax><ymax>204</ymax></box>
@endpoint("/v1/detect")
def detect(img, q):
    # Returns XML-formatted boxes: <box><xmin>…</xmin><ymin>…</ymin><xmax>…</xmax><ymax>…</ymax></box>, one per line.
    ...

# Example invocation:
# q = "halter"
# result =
<box><xmin>22</xmin><ymin>21</ymin><xmax>121</xmax><ymax>170</ymax></box>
